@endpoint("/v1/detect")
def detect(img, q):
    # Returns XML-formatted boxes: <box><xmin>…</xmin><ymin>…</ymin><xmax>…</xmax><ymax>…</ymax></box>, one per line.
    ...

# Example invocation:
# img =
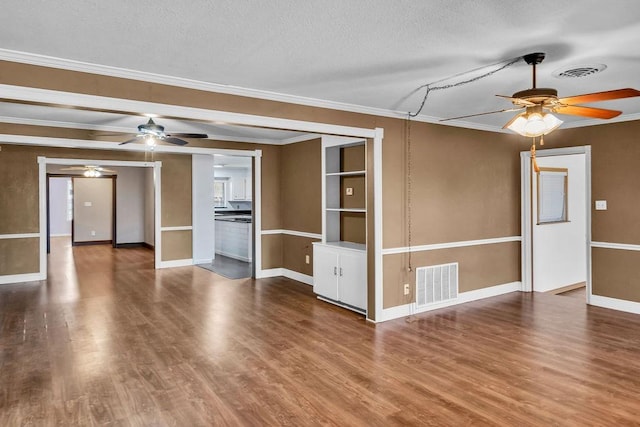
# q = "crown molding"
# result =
<box><xmin>0</xmin><ymin>49</ymin><xmax>411</xmax><ymax>120</ymax></box>
<box><xmin>0</xmin><ymin>115</ymin><xmax>290</xmax><ymax>145</ymax></box>
<box><xmin>0</xmin><ymin>48</ymin><xmax>509</xmax><ymax>132</ymax></box>
<box><xmin>1</xmin><ymin>49</ymin><xmax>637</xmax><ymax>134</ymax></box>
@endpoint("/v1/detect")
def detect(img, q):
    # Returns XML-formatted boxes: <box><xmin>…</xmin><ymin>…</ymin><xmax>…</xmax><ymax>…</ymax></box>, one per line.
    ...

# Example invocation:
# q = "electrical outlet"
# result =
<box><xmin>91</xmin><ymin>230</ymin><xmax>96</xmax><ymax>236</ymax></box>
<box><xmin>403</xmin><ymin>283</ymin><xmax>410</xmax><ymax>295</ymax></box>
<box><xmin>345</xmin><ymin>187</ymin><xmax>353</xmax><ymax>196</ymax></box>
<box><xmin>305</xmin><ymin>255</ymin><xmax>310</xmax><ymax>264</ymax></box>
<box><xmin>595</xmin><ymin>200</ymin><xmax>607</xmax><ymax>210</ymax></box>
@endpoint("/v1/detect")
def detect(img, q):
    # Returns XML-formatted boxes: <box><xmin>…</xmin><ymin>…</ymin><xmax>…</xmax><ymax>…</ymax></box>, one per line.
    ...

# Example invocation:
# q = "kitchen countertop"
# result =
<box><xmin>215</xmin><ymin>213</ymin><xmax>252</xmax><ymax>223</ymax></box>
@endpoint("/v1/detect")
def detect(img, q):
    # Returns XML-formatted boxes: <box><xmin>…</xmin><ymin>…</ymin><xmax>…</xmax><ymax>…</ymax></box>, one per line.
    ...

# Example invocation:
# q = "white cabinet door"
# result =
<box><xmin>245</xmin><ymin>177</ymin><xmax>252</xmax><ymax>200</ymax></box>
<box><xmin>231</xmin><ymin>178</ymin><xmax>245</xmax><ymax>200</ymax></box>
<box><xmin>313</xmin><ymin>245</ymin><xmax>339</xmax><ymax>300</ymax></box>
<box><xmin>338</xmin><ymin>250</ymin><xmax>367</xmax><ymax>310</ymax></box>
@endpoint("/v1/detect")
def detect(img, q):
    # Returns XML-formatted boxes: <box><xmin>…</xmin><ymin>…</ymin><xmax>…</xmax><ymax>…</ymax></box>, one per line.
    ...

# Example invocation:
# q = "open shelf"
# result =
<box><xmin>326</xmin><ymin>208</ymin><xmax>366</xmax><ymax>213</ymax></box>
<box><xmin>326</xmin><ymin>170</ymin><xmax>366</xmax><ymax>177</ymax></box>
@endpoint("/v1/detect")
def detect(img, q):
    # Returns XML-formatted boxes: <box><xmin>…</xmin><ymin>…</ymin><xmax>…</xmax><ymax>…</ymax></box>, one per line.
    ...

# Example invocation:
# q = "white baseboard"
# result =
<box><xmin>590</xmin><ymin>294</ymin><xmax>640</xmax><ymax>315</ymax></box>
<box><xmin>376</xmin><ymin>302</ymin><xmax>413</xmax><ymax>322</ymax></box>
<box><xmin>283</xmin><ymin>269</ymin><xmax>313</xmax><ymax>285</ymax></box>
<box><xmin>215</xmin><ymin>249</ymin><xmax>251</xmax><ymax>263</ymax></box>
<box><xmin>257</xmin><ymin>268</ymin><xmax>313</xmax><ymax>285</ymax></box>
<box><xmin>257</xmin><ymin>267</ymin><xmax>284</xmax><ymax>278</ymax></box>
<box><xmin>375</xmin><ymin>281</ymin><xmax>523</xmax><ymax>323</ymax></box>
<box><xmin>157</xmin><ymin>258</ymin><xmax>193</xmax><ymax>269</ymax></box>
<box><xmin>193</xmin><ymin>258</ymin><xmax>213</xmax><ymax>265</ymax></box>
<box><xmin>0</xmin><ymin>272</ymin><xmax>46</xmax><ymax>285</ymax></box>
<box><xmin>456</xmin><ymin>281</ymin><xmax>522</xmax><ymax>304</ymax></box>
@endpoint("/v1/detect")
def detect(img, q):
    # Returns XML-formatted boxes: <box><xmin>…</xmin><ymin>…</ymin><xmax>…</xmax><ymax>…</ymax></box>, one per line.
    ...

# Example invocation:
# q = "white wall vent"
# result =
<box><xmin>415</xmin><ymin>262</ymin><xmax>459</xmax><ymax>308</ymax></box>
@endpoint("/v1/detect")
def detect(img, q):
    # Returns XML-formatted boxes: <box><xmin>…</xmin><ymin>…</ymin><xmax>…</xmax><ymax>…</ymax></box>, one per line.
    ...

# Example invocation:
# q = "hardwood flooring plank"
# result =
<box><xmin>3</xmin><ymin>237</ymin><xmax>640</xmax><ymax>425</ymax></box>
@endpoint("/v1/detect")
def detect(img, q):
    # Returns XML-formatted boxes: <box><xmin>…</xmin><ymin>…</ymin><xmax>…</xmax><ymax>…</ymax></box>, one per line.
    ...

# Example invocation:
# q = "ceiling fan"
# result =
<box><xmin>119</xmin><ymin>118</ymin><xmax>208</xmax><ymax>146</ymax></box>
<box><xmin>60</xmin><ymin>165</ymin><xmax>115</xmax><ymax>177</ymax></box>
<box><xmin>442</xmin><ymin>52</ymin><xmax>640</xmax><ymax>137</ymax></box>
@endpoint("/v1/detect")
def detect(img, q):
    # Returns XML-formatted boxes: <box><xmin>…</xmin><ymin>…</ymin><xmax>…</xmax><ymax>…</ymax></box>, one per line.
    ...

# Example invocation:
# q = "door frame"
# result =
<box><xmin>39</xmin><ymin>158</ymin><xmax>161</xmax><ymax>271</ymax></box>
<box><xmin>520</xmin><ymin>146</ymin><xmax>592</xmax><ymax>303</ymax></box>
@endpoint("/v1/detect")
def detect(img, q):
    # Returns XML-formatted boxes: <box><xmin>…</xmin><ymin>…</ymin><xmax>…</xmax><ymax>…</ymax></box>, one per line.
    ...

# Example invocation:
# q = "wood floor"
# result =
<box><xmin>3</xmin><ymin>239</ymin><xmax>640</xmax><ymax>425</ymax></box>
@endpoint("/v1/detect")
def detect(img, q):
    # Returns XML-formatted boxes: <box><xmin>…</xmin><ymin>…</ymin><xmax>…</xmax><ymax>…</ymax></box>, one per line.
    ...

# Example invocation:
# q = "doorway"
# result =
<box><xmin>46</xmin><ymin>174</ymin><xmax>117</xmax><ymax>253</ymax></box>
<box><xmin>194</xmin><ymin>154</ymin><xmax>254</xmax><ymax>279</ymax></box>
<box><xmin>521</xmin><ymin>146</ymin><xmax>592</xmax><ymax>303</ymax></box>
<box><xmin>40</xmin><ymin>158</ymin><xmax>161</xmax><ymax>272</ymax></box>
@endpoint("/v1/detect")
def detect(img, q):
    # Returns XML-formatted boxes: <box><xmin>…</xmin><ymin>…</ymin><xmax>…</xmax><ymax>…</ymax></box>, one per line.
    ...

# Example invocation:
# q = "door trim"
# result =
<box><xmin>520</xmin><ymin>146</ymin><xmax>592</xmax><ymax>304</ymax></box>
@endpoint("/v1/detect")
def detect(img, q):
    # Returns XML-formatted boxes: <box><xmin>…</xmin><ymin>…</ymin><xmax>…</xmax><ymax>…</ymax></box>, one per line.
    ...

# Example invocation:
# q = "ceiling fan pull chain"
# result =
<box><xmin>531</xmin><ymin>138</ymin><xmax>540</xmax><ymax>173</ymax></box>
<box><xmin>540</xmin><ymin>134</ymin><xmax>544</xmax><ymax>146</ymax></box>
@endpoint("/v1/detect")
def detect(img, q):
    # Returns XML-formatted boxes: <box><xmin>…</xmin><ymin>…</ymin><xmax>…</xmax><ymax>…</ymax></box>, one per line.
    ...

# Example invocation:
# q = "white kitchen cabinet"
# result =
<box><xmin>231</xmin><ymin>176</ymin><xmax>252</xmax><ymax>201</ymax></box>
<box><xmin>313</xmin><ymin>242</ymin><xmax>366</xmax><ymax>313</ymax></box>
<box><xmin>231</xmin><ymin>177</ymin><xmax>245</xmax><ymax>200</ymax></box>
<box><xmin>215</xmin><ymin>219</ymin><xmax>252</xmax><ymax>262</ymax></box>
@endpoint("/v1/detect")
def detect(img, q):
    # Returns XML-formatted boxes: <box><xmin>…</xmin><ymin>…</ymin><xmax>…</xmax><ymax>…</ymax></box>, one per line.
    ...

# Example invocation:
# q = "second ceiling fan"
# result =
<box><xmin>443</xmin><ymin>52</ymin><xmax>640</xmax><ymax>137</ymax></box>
<box><xmin>119</xmin><ymin>118</ymin><xmax>208</xmax><ymax>146</ymax></box>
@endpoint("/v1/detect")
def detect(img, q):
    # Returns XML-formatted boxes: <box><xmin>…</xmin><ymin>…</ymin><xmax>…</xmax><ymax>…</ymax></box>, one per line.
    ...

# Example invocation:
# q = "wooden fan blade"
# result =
<box><xmin>163</xmin><ymin>137</ymin><xmax>189</xmax><ymax>146</ymax></box>
<box><xmin>119</xmin><ymin>138</ymin><xmax>140</xmax><ymax>145</ymax></box>
<box><xmin>167</xmin><ymin>133</ymin><xmax>208</xmax><ymax>139</ymax></box>
<box><xmin>440</xmin><ymin>107</ymin><xmax>524</xmax><ymax>122</ymax></box>
<box><xmin>558</xmin><ymin>88</ymin><xmax>640</xmax><ymax>105</ymax></box>
<box><xmin>495</xmin><ymin>95</ymin><xmax>536</xmax><ymax>106</ymax></box>
<box><xmin>502</xmin><ymin>113</ymin><xmax>525</xmax><ymax>129</ymax></box>
<box><xmin>97</xmin><ymin>168</ymin><xmax>116</xmax><ymax>173</ymax></box>
<box><xmin>554</xmin><ymin>105</ymin><xmax>621</xmax><ymax>119</ymax></box>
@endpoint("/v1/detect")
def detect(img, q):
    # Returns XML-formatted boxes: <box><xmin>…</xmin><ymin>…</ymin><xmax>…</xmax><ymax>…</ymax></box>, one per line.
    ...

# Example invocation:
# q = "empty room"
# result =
<box><xmin>2</xmin><ymin>1</ymin><xmax>640</xmax><ymax>425</ymax></box>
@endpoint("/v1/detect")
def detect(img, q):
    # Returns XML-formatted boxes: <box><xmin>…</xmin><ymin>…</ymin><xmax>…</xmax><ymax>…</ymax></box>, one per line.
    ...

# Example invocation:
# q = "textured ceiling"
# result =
<box><xmin>1</xmin><ymin>0</ymin><xmax>640</xmax><ymax>134</ymax></box>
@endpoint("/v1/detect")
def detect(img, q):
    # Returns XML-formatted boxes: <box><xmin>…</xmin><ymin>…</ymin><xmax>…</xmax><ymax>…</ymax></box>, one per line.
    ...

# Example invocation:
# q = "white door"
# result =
<box><xmin>338</xmin><ymin>250</ymin><xmax>367</xmax><ymax>310</ymax></box>
<box><xmin>532</xmin><ymin>153</ymin><xmax>587</xmax><ymax>293</ymax></box>
<box><xmin>313</xmin><ymin>245</ymin><xmax>339</xmax><ymax>300</ymax></box>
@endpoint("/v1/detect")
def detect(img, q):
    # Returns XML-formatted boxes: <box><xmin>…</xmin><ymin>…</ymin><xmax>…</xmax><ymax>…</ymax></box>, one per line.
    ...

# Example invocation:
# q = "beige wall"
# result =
<box><xmin>161</xmin><ymin>230</ymin><xmax>192</xmax><ymax>262</ymax></box>
<box><xmin>282</xmin><ymin>235</ymin><xmax>316</xmax><ymax>277</ymax></box>
<box><xmin>1</xmin><ymin>61</ymin><xmax>533</xmax><ymax>313</ymax></box>
<box><xmin>279</xmin><ymin>139</ymin><xmax>322</xmax><ymax>275</ymax></box>
<box><xmin>280</xmin><ymin>138</ymin><xmax>322</xmax><ymax>234</ymax></box>
<box><xmin>0</xmin><ymin>238</ymin><xmax>39</xmax><ymax>275</ymax></box>
<box><xmin>0</xmin><ymin>143</ymin><xmax>194</xmax><ymax>267</ymax></box>
<box><xmin>383</xmin><ymin>242</ymin><xmax>521</xmax><ymax>308</ymax></box>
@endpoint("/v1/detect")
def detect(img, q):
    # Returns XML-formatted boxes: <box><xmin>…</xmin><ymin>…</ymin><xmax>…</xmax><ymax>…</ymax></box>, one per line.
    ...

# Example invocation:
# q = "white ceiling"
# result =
<box><xmin>1</xmin><ymin>0</ymin><xmax>640</xmax><ymax>134</ymax></box>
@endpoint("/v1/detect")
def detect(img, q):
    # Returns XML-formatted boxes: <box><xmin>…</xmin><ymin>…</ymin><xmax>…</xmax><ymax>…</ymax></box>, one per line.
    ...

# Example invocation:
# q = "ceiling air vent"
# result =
<box><xmin>552</xmin><ymin>64</ymin><xmax>607</xmax><ymax>79</ymax></box>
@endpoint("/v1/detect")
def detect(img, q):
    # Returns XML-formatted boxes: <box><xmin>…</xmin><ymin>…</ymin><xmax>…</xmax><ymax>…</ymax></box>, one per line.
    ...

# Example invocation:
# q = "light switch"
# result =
<box><xmin>345</xmin><ymin>187</ymin><xmax>353</xmax><ymax>196</ymax></box>
<box><xmin>84</xmin><ymin>201</ymin><xmax>92</xmax><ymax>207</ymax></box>
<box><xmin>595</xmin><ymin>200</ymin><xmax>607</xmax><ymax>210</ymax></box>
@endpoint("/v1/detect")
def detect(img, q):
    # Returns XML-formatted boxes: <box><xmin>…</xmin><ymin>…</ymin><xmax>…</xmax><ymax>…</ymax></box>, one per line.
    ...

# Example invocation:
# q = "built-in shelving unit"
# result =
<box><xmin>313</xmin><ymin>135</ymin><xmax>367</xmax><ymax>315</ymax></box>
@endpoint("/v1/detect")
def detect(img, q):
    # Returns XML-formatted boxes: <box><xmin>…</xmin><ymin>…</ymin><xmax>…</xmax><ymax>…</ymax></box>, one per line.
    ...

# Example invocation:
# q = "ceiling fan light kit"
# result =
<box><xmin>61</xmin><ymin>165</ymin><xmax>116</xmax><ymax>177</ymax></box>
<box><xmin>507</xmin><ymin>110</ymin><xmax>563</xmax><ymax>137</ymax></box>
<box><xmin>440</xmin><ymin>52</ymin><xmax>640</xmax><ymax>139</ymax></box>
<box><xmin>118</xmin><ymin>118</ymin><xmax>208</xmax><ymax>146</ymax></box>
